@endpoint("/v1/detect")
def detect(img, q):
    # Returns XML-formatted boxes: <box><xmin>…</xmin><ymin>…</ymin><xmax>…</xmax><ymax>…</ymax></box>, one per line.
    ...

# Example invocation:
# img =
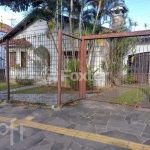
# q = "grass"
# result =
<box><xmin>112</xmin><ymin>88</ymin><xmax>147</xmax><ymax>105</ymax></box>
<box><xmin>11</xmin><ymin>86</ymin><xmax>76</xmax><ymax>94</ymax></box>
<box><xmin>0</xmin><ymin>81</ymin><xmax>23</xmax><ymax>90</ymax></box>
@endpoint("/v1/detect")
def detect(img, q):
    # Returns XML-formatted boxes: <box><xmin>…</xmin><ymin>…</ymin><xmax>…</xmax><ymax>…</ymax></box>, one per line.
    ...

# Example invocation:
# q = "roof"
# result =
<box><xmin>0</xmin><ymin>14</ymin><xmax>35</xmax><ymax>44</ymax></box>
<box><xmin>1</xmin><ymin>39</ymin><xmax>31</xmax><ymax>46</ymax></box>
<box><xmin>100</xmin><ymin>26</ymin><xmax>115</xmax><ymax>32</ymax></box>
<box><xmin>0</xmin><ymin>23</ymin><xmax>12</xmax><ymax>33</ymax></box>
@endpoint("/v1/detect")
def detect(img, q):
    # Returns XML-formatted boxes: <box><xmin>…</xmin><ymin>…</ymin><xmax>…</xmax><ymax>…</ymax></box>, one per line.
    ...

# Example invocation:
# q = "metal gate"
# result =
<box><xmin>80</xmin><ymin>30</ymin><xmax>150</xmax><ymax>107</ymax></box>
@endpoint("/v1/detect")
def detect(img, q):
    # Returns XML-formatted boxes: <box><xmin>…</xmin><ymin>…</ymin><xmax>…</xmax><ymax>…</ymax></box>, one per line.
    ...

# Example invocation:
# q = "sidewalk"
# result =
<box><xmin>0</xmin><ymin>100</ymin><xmax>149</xmax><ymax>149</ymax></box>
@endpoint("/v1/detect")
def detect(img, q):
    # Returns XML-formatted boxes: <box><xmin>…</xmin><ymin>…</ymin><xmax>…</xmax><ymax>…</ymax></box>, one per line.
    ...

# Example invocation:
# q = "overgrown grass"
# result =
<box><xmin>11</xmin><ymin>86</ymin><xmax>75</xmax><ymax>94</ymax></box>
<box><xmin>0</xmin><ymin>81</ymin><xmax>23</xmax><ymax>90</ymax></box>
<box><xmin>112</xmin><ymin>88</ymin><xmax>147</xmax><ymax>105</ymax></box>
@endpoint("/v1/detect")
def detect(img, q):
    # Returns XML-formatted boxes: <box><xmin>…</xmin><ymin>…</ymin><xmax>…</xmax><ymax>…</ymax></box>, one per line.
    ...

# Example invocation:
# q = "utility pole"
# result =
<box><xmin>9</xmin><ymin>18</ymin><xmax>16</xmax><ymax>27</ymax></box>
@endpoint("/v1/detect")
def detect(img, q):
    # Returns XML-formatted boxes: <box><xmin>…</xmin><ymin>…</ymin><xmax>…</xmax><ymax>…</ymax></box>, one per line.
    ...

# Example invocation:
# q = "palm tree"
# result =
<box><xmin>128</xmin><ymin>18</ymin><xmax>133</xmax><ymax>31</ymax></box>
<box><xmin>144</xmin><ymin>23</ymin><xmax>148</xmax><ymax>30</ymax></box>
<box><xmin>133</xmin><ymin>21</ymin><xmax>138</xmax><ymax>31</ymax></box>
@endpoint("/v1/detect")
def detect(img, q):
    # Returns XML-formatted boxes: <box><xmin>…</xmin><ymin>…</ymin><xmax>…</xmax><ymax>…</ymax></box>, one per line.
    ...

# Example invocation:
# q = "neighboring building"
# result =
<box><xmin>0</xmin><ymin>16</ymin><xmax>78</xmax><ymax>84</ymax></box>
<box><xmin>0</xmin><ymin>23</ymin><xmax>12</xmax><ymax>69</ymax></box>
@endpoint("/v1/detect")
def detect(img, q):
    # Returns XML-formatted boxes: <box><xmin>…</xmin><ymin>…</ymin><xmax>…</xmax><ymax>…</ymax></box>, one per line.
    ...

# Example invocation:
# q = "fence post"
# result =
<box><xmin>82</xmin><ymin>40</ymin><xmax>87</xmax><ymax>99</ymax></box>
<box><xmin>6</xmin><ymin>39</ymin><xmax>10</xmax><ymax>101</ymax></box>
<box><xmin>79</xmin><ymin>38</ymin><xmax>86</xmax><ymax>99</ymax></box>
<box><xmin>58</xmin><ymin>29</ymin><xmax>62</xmax><ymax>106</ymax></box>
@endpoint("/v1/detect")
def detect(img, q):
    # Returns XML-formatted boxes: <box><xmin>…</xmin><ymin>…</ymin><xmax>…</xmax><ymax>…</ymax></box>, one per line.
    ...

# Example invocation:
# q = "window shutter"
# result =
<box><xmin>10</xmin><ymin>52</ymin><xmax>16</xmax><ymax>67</ymax></box>
<box><xmin>21</xmin><ymin>52</ymin><xmax>26</xmax><ymax>67</ymax></box>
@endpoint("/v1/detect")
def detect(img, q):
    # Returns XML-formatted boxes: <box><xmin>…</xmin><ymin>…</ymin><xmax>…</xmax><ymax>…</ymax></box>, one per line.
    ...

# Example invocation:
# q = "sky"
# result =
<box><xmin>0</xmin><ymin>0</ymin><xmax>150</xmax><ymax>31</ymax></box>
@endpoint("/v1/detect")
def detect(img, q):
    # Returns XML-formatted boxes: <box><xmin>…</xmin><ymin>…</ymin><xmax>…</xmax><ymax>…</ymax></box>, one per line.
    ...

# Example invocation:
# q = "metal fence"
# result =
<box><xmin>81</xmin><ymin>31</ymin><xmax>150</xmax><ymax>108</ymax></box>
<box><xmin>0</xmin><ymin>30</ymin><xmax>81</xmax><ymax>106</ymax></box>
<box><xmin>1</xmin><ymin>29</ymin><xmax>150</xmax><ymax>108</ymax></box>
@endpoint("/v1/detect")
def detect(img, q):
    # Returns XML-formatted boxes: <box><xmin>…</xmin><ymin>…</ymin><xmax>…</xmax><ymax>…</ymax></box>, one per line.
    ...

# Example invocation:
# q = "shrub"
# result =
<box><xmin>65</xmin><ymin>60</ymin><xmax>97</xmax><ymax>90</ymax></box>
<box><xmin>65</xmin><ymin>60</ymin><xmax>79</xmax><ymax>90</ymax></box>
<box><xmin>124</xmin><ymin>75</ymin><xmax>138</xmax><ymax>84</ymax></box>
<box><xmin>16</xmin><ymin>78</ymin><xmax>34</xmax><ymax>86</ymax></box>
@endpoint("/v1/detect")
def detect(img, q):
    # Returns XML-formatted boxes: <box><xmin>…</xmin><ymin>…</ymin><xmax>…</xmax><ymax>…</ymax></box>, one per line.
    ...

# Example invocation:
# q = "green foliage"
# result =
<box><xmin>124</xmin><ymin>75</ymin><xmax>138</xmax><ymax>84</ymax></box>
<box><xmin>86</xmin><ymin>67</ymin><xmax>95</xmax><ymax>90</ymax></box>
<box><xmin>65</xmin><ymin>60</ymin><xmax>80</xmax><ymax>90</ymax></box>
<box><xmin>112</xmin><ymin>88</ymin><xmax>146</xmax><ymax>105</ymax></box>
<box><xmin>102</xmin><ymin>36</ymin><xmax>138</xmax><ymax>86</ymax></box>
<box><xmin>0</xmin><ymin>81</ymin><xmax>23</xmax><ymax>90</ymax></box>
<box><xmin>140</xmin><ymin>88</ymin><xmax>150</xmax><ymax>95</ymax></box>
<box><xmin>0</xmin><ymin>0</ymin><xmax>45</xmax><ymax>12</ymax></box>
<box><xmin>65</xmin><ymin>60</ymin><xmax>97</xmax><ymax>90</ymax></box>
<box><xmin>16</xmin><ymin>78</ymin><xmax>34</xmax><ymax>86</ymax></box>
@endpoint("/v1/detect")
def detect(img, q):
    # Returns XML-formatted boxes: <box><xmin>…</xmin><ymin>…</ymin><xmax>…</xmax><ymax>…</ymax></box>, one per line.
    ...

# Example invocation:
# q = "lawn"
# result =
<box><xmin>0</xmin><ymin>81</ymin><xmax>23</xmax><ymax>90</ymax></box>
<box><xmin>112</xmin><ymin>88</ymin><xmax>148</xmax><ymax>105</ymax></box>
<box><xmin>11</xmin><ymin>86</ymin><xmax>75</xmax><ymax>94</ymax></box>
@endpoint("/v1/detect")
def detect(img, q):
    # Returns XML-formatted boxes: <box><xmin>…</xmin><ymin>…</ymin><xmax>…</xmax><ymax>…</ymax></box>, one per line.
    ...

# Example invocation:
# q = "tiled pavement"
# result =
<box><xmin>0</xmin><ymin>100</ymin><xmax>150</xmax><ymax>149</ymax></box>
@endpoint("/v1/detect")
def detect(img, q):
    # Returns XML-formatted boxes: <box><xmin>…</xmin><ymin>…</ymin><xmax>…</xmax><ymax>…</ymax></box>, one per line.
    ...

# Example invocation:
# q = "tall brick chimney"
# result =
<box><xmin>110</xmin><ymin>4</ymin><xmax>128</xmax><ymax>30</ymax></box>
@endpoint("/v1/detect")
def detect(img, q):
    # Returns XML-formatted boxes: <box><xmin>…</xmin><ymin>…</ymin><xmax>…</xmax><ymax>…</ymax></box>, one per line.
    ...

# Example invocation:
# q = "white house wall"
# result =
<box><xmin>89</xmin><ymin>43</ymin><xmax>106</xmax><ymax>87</ymax></box>
<box><xmin>9</xmin><ymin>19</ymin><xmax>72</xmax><ymax>83</ymax></box>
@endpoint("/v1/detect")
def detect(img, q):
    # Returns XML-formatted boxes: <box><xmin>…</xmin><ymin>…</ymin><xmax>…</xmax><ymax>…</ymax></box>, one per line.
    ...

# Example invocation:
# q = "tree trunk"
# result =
<box><xmin>69</xmin><ymin>0</ymin><xmax>73</xmax><ymax>35</ymax></box>
<box><xmin>92</xmin><ymin>0</ymin><xmax>102</xmax><ymax>34</ymax></box>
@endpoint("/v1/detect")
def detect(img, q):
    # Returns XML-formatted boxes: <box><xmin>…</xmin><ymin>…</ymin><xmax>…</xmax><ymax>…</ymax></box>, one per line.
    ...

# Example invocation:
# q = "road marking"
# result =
<box><xmin>24</xmin><ymin>116</ymin><xmax>34</xmax><ymax>121</ymax></box>
<box><xmin>8</xmin><ymin>116</ymin><xmax>34</xmax><ymax>129</ymax></box>
<box><xmin>0</xmin><ymin>116</ymin><xmax>149</xmax><ymax>150</ymax></box>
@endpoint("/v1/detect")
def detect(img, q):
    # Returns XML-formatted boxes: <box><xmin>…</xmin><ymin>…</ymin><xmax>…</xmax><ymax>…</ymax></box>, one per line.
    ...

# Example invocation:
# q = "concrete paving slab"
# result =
<box><xmin>0</xmin><ymin>100</ymin><xmax>149</xmax><ymax>149</ymax></box>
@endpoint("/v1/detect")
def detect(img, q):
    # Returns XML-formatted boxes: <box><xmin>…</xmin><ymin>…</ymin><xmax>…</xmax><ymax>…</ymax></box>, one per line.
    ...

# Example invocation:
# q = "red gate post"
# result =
<box><xmin>58</xmin><ymin>29</ymin><xmax>62</xmax><ymax>106</ymax></box>
<box><xmin>82</xmin><ymin>40</ymin><xmax>87</xmax><ymax>99</ymax></box>
<box><xmin>79</xmin><ymin>38</ymin><xmax>86</xmax><ymax>99</ymax></box>
<box><xmin>6</xmin><ymin>39</ymin><xmax>10</xmax><ymax>101</ymax></box>
<box><xmin>79</xmin><ymin>38</ymin><xmax>84</xmax><ymax>97</ymax></box>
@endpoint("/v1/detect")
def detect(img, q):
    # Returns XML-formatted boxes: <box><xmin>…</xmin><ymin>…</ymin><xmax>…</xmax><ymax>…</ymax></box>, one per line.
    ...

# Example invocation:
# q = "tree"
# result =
<box><xmin>128</xmin><ymin>18</ymin><xmax>133</xmax><ymax>31</ymax></box>
<box><xmin>144</xmin><ymin>23</ymin><xmax>148</xmax><ymax>30</ymax></box>
<box><xmin>101</xmin><ymin>36</ymin><xmax>138</xmax><ymax>86</ymax></box>
<box><xmin>0</xmin><ymin>0</ymin><xmax>47</xmax><ymax>12</ymax></box>
<box><xmin>133</xmin><ymin>21</ymin><xmax>138</xmax><ymax>31</ymax></box>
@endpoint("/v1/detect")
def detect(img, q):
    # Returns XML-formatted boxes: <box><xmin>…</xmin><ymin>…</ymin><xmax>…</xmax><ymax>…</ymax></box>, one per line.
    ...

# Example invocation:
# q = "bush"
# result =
<box><xmin>16</xmin><ymin>78</ymin><xmax>34</xmax><ymax>86</ymax></box>
<box><xmin>124</xmin><ymin>75</ymin><xmax>138</xmax><ymax>84</ymax></box>
<box><xmin>65</xmin><ymin>60</ymin><xmax>97</xmax><ymax>90</ymax></box>
<box><xmin>65</xmin><ymin>60</ymin><xmax>79</xmax><ymax>90</ymax></box>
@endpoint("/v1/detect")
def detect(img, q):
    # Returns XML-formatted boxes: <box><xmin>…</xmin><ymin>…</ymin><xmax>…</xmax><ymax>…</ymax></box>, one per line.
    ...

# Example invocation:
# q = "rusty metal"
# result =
<box><xmin>6</xmin><ymin>39</ymin><xmax>10</xmax><ymax>101</ymax></box>
<box><xmin>58</xmin><ymin>29</ymin><xmax>62</xmax><ymax>106</ymax></box>
<box><xmin>83</xmin><ymin>30</ymin><xmax>150</xmax><ymax>40</ymax></box>
<box><xmin>82</xmin><ymin>40</ymin><xmax>87</xmax><ymax>99</ymax></box>
<box><xmin>79</xmin><ymin>38</ymin><xmax>84</xmax><ymax>97</ymax></box>
<box><xmin>62</xmin><ymin>32</ymin><xmax>82</xmax><ymax>40</ymax></box>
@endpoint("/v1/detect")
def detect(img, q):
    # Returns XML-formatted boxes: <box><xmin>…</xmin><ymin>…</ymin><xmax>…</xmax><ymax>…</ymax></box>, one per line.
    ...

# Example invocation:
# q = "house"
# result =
<box><xmin>123</xmin><ymin>37</ymin><xmax>150</xmax><ymax>84</ymax></box>
<box><xmin>0</xmin><ymin>13</ymin><xmax>81</xmax><ymax>85</ymax></box>
<box><xmin>0</xmin><ymin>23</ymin><xmax>12</xmax><ymax>69</ymax></box>
<box><xmin>0</xmin><ymin>23</ymin><xmax>12</xmax><ymax>81</ymax></box>
<box><xmin>0</xmin><ymin>2</ymin><xmax>135</xmax><ymax>88</ymax></box>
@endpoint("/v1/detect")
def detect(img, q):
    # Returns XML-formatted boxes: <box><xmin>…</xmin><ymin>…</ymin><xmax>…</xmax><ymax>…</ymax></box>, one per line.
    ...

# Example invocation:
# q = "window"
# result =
<box><xmin>21</xmin><ymin>52</ymin><xmax>27</xmax><ymax>67</ymax></box>
<box><xmin>10</xmin><ymin>52</ymin><xmax>16</xmax><ymax>67</ymax></box>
